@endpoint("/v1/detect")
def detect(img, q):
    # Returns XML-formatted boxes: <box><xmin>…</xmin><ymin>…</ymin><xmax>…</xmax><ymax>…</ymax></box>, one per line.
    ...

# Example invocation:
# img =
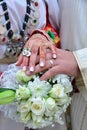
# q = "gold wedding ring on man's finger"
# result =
<box><xmin>49</xmin><ymin>59</ymin><xmax>54</xmax><ymax>68</ymax></box>
<box><xmin>22</xmin><ymin>47</ymin><xmax>31</xmax><ymax>57</ymax></box>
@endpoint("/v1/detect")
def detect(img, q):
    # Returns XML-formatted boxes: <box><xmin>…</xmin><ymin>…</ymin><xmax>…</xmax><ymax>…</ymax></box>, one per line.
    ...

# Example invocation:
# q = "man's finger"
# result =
<box><xmin>40</xmin><ymin>66</ymin><xmax>61</xmax><ymax>80</ymax></box>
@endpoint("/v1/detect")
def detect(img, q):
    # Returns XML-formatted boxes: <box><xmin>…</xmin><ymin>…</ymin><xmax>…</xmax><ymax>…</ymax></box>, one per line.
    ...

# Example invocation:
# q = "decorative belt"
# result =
<box><xmin>0</xmin><ymin>56</ymin><xmax>18</xmax><ymax>64</ymax></box>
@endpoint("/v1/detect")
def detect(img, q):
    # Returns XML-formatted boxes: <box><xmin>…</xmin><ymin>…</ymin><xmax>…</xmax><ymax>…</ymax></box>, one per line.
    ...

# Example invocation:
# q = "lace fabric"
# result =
<box><xmin>0</xmin><ymin>64</ymin><xmax>20</xmax><ymax>89</ymax></box>
<box><xmin>0</xmin><ymin>64</ymin><xmax>22</xmax><ymax>122</ymax></box>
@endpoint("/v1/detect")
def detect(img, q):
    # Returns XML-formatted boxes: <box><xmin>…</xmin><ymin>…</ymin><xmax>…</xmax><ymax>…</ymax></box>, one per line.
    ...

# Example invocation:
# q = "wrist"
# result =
<box><xmin>30</xmin><ymin>23</ymin><xmax>60</xmax><ymax>47</ymax></box>
<box><xmin>30</xmin><ymin>29</ymin><xmax>52</xmax><ymax>42</ymax></box>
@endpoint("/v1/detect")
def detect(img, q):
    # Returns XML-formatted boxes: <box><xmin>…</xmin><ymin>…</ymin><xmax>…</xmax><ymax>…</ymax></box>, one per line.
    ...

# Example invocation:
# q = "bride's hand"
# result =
<box><xmin>26</xmin><ymin>48</ymin><xmax>80</xmax><ymax>80</ymax></box>
<box><xmin>16</xmin><ymin>33</ymin><xmax>57</xmax><ymax>72</ymax></box>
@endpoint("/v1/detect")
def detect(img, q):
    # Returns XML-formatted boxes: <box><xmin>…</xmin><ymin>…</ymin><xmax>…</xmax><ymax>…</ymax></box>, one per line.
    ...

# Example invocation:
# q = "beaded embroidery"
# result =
<box><xmin>0</xmin><ymin>0</ymin><xmax>40</xmax><ymax>58</ymax></box>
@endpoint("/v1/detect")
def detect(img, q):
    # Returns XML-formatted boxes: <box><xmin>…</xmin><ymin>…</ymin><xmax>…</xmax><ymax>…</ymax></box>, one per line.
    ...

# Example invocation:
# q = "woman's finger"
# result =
<box><xmin>16</xmin><ymin>39</ymin><xmax>32</xmax><ymax>66</ymax></box>
<box><xmin>29</xmin><ymin>45</ymin><xmax>39</xmax><ymax>72</ymax></box>
<box><xmin>21</xmin><ymin>57</ymin><xmax>29</xmax><ymax>71</ymax></box>
<box><xmin>20</xmin><ymin>46</ymin><xmax>32</xmax><ymax>70</ymax></box>
<box><xmin>16</xmin><ymin>54</ymin><xmax>23</xmax><ymax>66</ymax></box>
<box><xmin>40</xmin><ymin>45</ymin><xmax>46</xmax><ymax>67</ymax></box>
<box><xmin>36</xmin><ymin>50</ymin><xmax>53</xmax><ymax>64</ymax></box>
<box><xmin>26</xmin><ymin>59</ymin><xmax>55</xmax><ymax>76</ymax></box>
<box><xmin>49</xmin><ymin>43</ymin><xmax>57</xmax><ymax>58</ymax></box>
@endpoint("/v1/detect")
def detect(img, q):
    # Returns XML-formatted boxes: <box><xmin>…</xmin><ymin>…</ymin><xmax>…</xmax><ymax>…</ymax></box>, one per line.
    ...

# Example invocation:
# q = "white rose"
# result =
<box><xmin>49</xmin><ymin>84</ymin><xmax>65</xmax><ymax>98</ymax></box>
<box><xmin>16</xmin><ymin>85</ymin><xmax>30</xmax><ymax>100</ymax></box>
<box><xmin>28</xmin><ymin>77</ymin><xmax>51</xmax><ymax>98</ymax></box>
<box><xmin>45</xmin><ymin>97</ymin><xmax>57</xmax><ymax>117</ymax></box>
<box><xmin>60</xmin><ymin>78</ymin><xmax>73</xmax><ymax>93</ymax></box>
<box><xmin>16</xmin><ymin>70</ymin><xmax>33</xmax><ymax>82</ymax></box>
<box><xmin>31</xmin><ymin>97</ymin><xmax>45</xmax><ymax>115</ymax></box>
<box><xmin>17</xmin><ymin>100</ymin><xmax>31</xmax><ymax>113</ymax></box>
<box><xmin>46</xmin><ymin>97</ymin><xmax>56</xmax><ymax>111</ymax></box>
<box><xmin>32</xmin><ymin>113</ymin><xmax>43</xmax><ymax>123</ymax></box>
<box><xmin>56</xmin><ymin>95</ymin><xmax>71</xmax><ymax>105</ymax></box>
<box><xmin>20</xmin><ymin>112</ymin><xmax>31</xmax><ymax>123</ymax></box>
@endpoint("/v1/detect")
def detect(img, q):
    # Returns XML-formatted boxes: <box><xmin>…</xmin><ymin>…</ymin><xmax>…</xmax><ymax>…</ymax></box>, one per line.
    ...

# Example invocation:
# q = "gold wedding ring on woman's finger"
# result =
<box><xmin>22</xmin><ymin>47</ymin><xmax>31</xmax><ymax>57</ymax></box>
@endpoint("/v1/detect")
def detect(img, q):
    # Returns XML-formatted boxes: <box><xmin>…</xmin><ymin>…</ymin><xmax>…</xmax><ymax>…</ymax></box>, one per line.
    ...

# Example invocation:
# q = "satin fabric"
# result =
<box><xmin>58</xmin><ymin>0</ymin><xmax>87</xmax><ymax>130</ymax></box>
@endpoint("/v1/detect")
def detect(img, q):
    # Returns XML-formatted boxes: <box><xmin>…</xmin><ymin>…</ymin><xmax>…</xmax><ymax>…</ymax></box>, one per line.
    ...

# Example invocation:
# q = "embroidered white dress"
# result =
<box><xmin>0</xmin><ymin>0</ymin><xmax>46</xmax><ymax>72</ymax></box>
<box><xmin>0</xmin><ymin>1</ymin><xmax>66</xmax><ymax>130</ymax></box>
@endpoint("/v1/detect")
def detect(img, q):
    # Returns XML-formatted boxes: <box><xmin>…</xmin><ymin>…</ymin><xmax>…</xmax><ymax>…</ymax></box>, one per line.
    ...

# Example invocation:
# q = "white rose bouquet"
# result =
<box><xmin>0</xmin><ymin>64</ymin><xmax>73</xmax><ymax>129</ymax></box>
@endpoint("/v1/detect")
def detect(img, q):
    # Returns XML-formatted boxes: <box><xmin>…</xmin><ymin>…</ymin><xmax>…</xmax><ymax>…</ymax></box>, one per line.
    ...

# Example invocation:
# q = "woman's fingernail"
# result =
<box><xmin>23</xmin><ymin>66</ymin><xmax>26</xmax><ymax>71</ymax></box>
<box><xmin>30</xmin><ymin>66</ymin><xmax>34</xmax><ymax>72</ymax></box>
<box><xmin>26</xmin><ymin>71</ymin><xmax>30</xmax><ymax>75</ymax></box>
<box><xmin>40</xmin><ymin>62</ymin><xmax>44</xmax><ymax>67</ymax></box>
<box><xmin>53</xmin><ymin>54</ymin><xmax>57</xmax><ymax>59</ymax></box>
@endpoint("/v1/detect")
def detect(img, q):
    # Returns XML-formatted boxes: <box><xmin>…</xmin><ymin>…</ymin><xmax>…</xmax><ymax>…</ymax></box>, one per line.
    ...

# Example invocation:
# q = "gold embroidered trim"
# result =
<box><xmin>0</xmin><ymin>56</ymin><xmax>18</xmax><ymax>64</ymax></box>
